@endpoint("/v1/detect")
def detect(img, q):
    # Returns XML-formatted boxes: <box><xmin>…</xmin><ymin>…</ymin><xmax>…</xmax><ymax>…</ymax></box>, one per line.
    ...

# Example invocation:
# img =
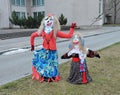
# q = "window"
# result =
<box><xmin>38</xmin><ymin>11</ymin><xmax>45</xmax><ymax>16</ymax></box>
<box><xmin>33</xmin><ymin>0</ymin><xmax>37</xmax><ymax>6</ymax></box>
<box><xmin>16</xmin><ymin>12</ymin><xmax>25</xmax><ymax>19</ymax></box>
<box><xmin>16</xmin><ymin>0</ymin><xmax>20</xmax><ymax>6</ymax></box>
<box><xmin>16</xmin><ymin>12</ymin><xmax>20</xmax><ymax>18</ymax></box>
<box><xmin>11</xmin><ymin>0</ymin><xmax>25</xmax><ymax>6</ymax></box>
<box><xmin>33</xmin><ymin>12</ymin><xmax>37</xmax><ymax>18</ymax></box>
<box><xmin>33</xmin><ymin>11</ymin><xmax>45</xmax><ymax>18</ymax></box>
<box><xmin>21</xmin><ymin>12</ymin><xmax>25</xmax><ymax>18</ymax></box>
<box><xmin>32</xmin><ymin>0</ymin><xmax>44</xmax><ymax>6</ymax></box>
<box><xmin>21</xmin><ymin>0</ymin><xmax>25</xmax><ymax>6</ymax></box>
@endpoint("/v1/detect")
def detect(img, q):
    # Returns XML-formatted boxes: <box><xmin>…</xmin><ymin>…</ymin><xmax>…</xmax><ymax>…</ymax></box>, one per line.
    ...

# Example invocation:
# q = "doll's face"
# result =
<box><xmin>72</xmin><ymin>35</ymin><xmax>79</xmax><ymax>44</ymax></box>
<box><xmin>44</xmin><ymin>15</ymin><xmax>54</xmax><ymax>28</ymax></box>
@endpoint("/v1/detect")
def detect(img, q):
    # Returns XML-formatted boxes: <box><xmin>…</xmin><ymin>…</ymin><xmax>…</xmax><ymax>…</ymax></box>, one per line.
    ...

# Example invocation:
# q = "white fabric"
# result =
<box><xmin>68</xmin><ymin>45</ymin><xmax>87</xmax><ymax>60</ymax></box>
<box><xmin>44</xmin><ymin>27</ymin><xmax>53</xmax><ymax>34</ymax></box>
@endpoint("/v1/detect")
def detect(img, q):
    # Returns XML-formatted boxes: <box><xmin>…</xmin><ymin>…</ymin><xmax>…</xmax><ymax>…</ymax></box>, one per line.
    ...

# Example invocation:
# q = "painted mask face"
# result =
<box><xmin>44</xmin><ymin>15</ymin><xmax>54</xmax><ymax>28</ymax></box>
<box><xmin>73</xmin><ymin>35</ymin><xmax>79</xmax><ymax>45</ymax></box>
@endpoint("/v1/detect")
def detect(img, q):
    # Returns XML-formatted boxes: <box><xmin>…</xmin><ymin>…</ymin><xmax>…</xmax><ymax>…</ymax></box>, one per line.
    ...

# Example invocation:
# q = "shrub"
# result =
<box><xmin>9</xmin><ymin>11</ymin><xmax>44</xmax><ymax>28</ymax></box>
<box><xmin>9</xmin><ymin>11</ymin><xmax>20</xmax><ymax>26</ymax></box>
<box><xmin>59</xmin><ymin>14</ymin><xmax>67</xmax><ymax>25</ymax></box>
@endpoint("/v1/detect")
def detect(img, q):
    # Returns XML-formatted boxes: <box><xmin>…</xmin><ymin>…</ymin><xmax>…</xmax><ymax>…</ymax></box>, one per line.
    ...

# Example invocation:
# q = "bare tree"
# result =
<box><xmin>109</xmin><ymin>0</ymin><xmax>120</xmax><ymax>24</ymax></box>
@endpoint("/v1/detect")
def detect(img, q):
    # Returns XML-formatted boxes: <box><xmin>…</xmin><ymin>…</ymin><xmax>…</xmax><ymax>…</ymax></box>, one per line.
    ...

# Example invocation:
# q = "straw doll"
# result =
<box><xmin>61</xmin><ymin>32</ymin><xmax>100</xmax><ymax>84</ymax></box>
<box><xmin>30</xmin><ymin>14</ymin><xmax>76</xmax><ymax>82</ymax></box>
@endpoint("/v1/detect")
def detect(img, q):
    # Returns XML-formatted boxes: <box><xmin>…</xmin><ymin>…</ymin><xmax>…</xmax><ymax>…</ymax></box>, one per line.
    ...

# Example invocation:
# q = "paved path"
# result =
<box><xmin>0</xmin><ymin>26</ymin><xmax>120</xmax><ymax>39</ymax></box>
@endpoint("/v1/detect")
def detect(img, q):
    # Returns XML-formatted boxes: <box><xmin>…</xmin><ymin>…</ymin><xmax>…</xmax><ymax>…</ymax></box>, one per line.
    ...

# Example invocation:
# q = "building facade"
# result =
<box><xmin>0</xmin><ymin>0</ymin><xmax>103</xmax><ymax>29</ymax></box>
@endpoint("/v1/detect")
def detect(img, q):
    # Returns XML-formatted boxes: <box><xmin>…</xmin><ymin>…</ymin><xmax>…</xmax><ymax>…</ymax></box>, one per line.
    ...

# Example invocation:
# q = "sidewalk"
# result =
<box><xmin>79</xmin><ymin>26</ymin><xmax>120</xmax><ymax>37</ymax></box>
<box><xmin>0</xmin><ymin>26</ymin><xmax>120</xmax><ymax>52</ymax></box>
<box><xmin>1</xmin><ymin>26</ymin><xmax>120</xmax><ymax>40</ymax></box>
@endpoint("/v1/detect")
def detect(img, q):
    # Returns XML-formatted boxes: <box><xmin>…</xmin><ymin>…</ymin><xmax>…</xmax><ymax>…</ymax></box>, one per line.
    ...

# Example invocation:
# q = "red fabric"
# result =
<box><xmin>32</xmin><ymin>66</ymin><xmax>40</xmax><ymax>80</ymax></box>
<box><xmin>30</xmin><ymin>31</ymin><xmax>39</xmax><ymax>46</ymax></box>
<box><xmin>57</xmin><ymin>28</ymin><xmax>74</xmax><ymax>38</ymax></box>
<box><xmin>42</xmin><ymin>30</ymin><xmax>56</xmax><ymax>50</ymax></box>
<box><xmin>32</xmin><ymin>66</ymin><xmax>45</xmax><ymax>82</ymax></box>
<box><xmin>55</xmin><ymin>75</ymin><xmax>61</xmax><ymax>81</ymax></box>
<box><xmin>32</xmin><ymin>66</ymin><xmax>60</xmax><ymax>82</ymax></box>
<box><xmin>72</xmin><ymin>58</ymin><xmax>80</xmax><ymax>62</ymax></box>
<box><xmin>30</xmin><ymin>28</ymin><xmax>74</xmax><ymax>50</ymax></box>
<box><xmin>82</xmin><ymin>71</ymin><xmax>87</xmax><ymax>84</ymax></box>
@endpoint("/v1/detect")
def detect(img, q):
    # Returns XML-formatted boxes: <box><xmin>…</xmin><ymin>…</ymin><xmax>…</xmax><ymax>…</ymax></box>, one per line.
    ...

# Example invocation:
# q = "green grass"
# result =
<box><xmin>0</xmin><ymin>42</ymin><xmax>120</xmax><ymax>95</ymax></box>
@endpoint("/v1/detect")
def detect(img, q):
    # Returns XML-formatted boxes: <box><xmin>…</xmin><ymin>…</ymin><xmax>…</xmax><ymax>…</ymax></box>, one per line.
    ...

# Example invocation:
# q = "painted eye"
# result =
<box><xmin>50</xmin><ymin>16</ymin><xmax>54</xmax><ymax>21</ymax></box>
<box><xmin>50</xmin><ymin>18</ymin><xmax>53</xmax><ymax>21</ymax></box>
<box><xmin>45</xmin><ymin>17</ymin><xmax>48</xmax><ymax>20</ymax></box>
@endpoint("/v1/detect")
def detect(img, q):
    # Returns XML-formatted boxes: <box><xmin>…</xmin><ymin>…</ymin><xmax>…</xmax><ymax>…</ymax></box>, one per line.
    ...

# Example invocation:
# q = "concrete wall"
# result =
<box><xmin>45</xmin><ymin>0</ymin><xmax>103</xmax><ymax>26</ymax></box>
<box><xmin>45</xmin><ymin>0</ymin><xmax>73</xmax><ymax>25</ymax></box>
<box><xmin>0</xmin><ymin>0</ymin><xmax>10</xmax><ymax>28</ymax></box>
<box><xmin>26</xmin><ymin>0</ymin><xmax>32</xmax><ymax>17</ymax></box>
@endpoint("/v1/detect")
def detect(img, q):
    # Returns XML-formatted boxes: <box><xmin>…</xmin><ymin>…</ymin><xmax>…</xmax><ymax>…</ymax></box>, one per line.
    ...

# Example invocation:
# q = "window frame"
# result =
<box><xmin>32</xmin><ymin>0</ymin><xmax>44</xmax><ymax>6</ymax></box>
<box><xmin>11</xmin><ymin>0</ymin><xmax>25</xmax><ymax>6</ymax></box>
<box><xmin>16</xmin><ymin>11</ymin><xmax>26</xmax><ymax>19</ymax></box>
<box><xmin>33</xmin><ymin>11</ymin><xmax>45</xmax><ymax>18</ymax></box>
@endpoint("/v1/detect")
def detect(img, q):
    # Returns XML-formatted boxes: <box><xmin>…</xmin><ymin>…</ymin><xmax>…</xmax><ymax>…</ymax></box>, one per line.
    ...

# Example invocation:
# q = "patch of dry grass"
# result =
<box><xmin>0</xmin><ymin>42</ymin><xmax>120</xmax><ymax>95</ymax></box>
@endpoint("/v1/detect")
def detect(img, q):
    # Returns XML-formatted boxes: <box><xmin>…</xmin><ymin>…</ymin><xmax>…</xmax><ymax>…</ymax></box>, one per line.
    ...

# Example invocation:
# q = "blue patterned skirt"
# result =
<box><xmin>32</xmin><ymin>48</ymin><xmax>59</xmax><ymax>78</ymax></box>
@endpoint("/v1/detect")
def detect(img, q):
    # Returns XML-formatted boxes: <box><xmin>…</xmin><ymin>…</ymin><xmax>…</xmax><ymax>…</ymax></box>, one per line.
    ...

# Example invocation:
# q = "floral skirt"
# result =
<box><xmin>32</xmin><ymin>48</ymin><xmax>59</xmax><ymax>80</ymax></box>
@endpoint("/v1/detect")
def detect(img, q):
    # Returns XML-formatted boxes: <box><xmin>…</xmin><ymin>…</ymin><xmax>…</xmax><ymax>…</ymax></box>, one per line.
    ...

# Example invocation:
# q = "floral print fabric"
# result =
<box><xmin>32</xmin><ymin>48</ymin><xmax>59</xmax><ymax>78</ymax></box>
